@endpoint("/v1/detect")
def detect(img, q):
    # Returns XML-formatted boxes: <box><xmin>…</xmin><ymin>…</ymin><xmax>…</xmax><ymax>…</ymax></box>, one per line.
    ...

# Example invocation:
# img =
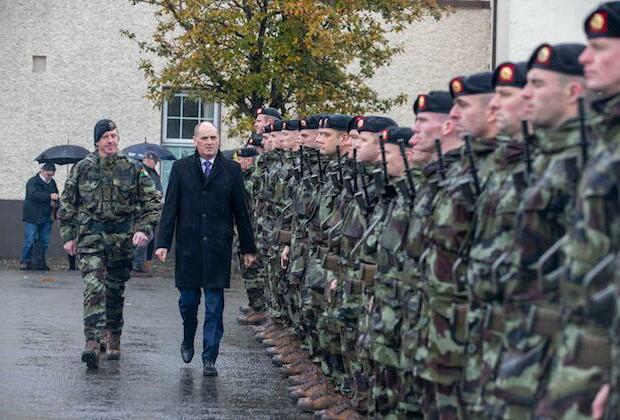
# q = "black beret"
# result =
<box><xmin>449</xmin><ymin>72</ymin><xmax>495</xmax><ymax>98</ymax></box>
<box><xmin>238</xmin><ymin>147</ymin><xmax>259</xmax><ymax>158</ymax></box>
<box><xmin>380</xmin><ymin>126</ymin><xmax>413</xmax><ymax>148</ymax></box>
<box><xmin>282</xmin><ymin>119</ymin><xmax>301</xmax><ymax>131</ymax></box>
<box><xmin>249</xmin><ymin>133</ymin><xmax>263</xmax><ymax>147</ymax></box>
<box><xmin>355</xmin><ymin>116</ymin><xmax>398</xmax><ymax>133</ymax></box>
<box><xmin>300</xmin><ymin>114</ymin><xmax>324</xmax><ymax>130</ymax></box>
<box><xmin>413</xmin><ymin>91</ymin><xmax>453</xmax><ymax>115</ymax></box>
<box><xmin>271</xmin><ymin>120</ymin><xmax>283</xmax><ymax>132</ymax></box>
<box><xmin>94</xmin><ymin>119</ymin><xmax>117</xmax><ymax>144</ymax></box>
<box><xmin>585</xmin><ymin>2</ymin><xmax>620</xmax><ymax>39</ymax></box>
<box><xmin>319</xmin><ymin>114</ymin><xmax>353</xmax><ymax>132</ymax></box>
<box><xmin>527</xmin><ymin>43</ymin><xmax>585</xmax><ymax>76</ymax></box>
<box><xmin>255</xmin><ymin>107</ymin><xmax>281</xmax><ymax>119</ymax></box>
<box><xmin>492</xmin><ymin>61</ymin><xmax>528</xmax><ymax>89</ymax></box>
<box><xmin>41</xmin><ymin>163</ymin><xmax>56</xmax><ymax>171</ymax></box>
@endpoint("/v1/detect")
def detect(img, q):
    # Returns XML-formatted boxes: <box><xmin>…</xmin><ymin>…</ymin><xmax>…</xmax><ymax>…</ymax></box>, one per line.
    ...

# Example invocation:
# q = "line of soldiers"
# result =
<box><xmin>235</xmin><ymin>3</ymin><xmax>620</xmax><ymax>419</ymax></box>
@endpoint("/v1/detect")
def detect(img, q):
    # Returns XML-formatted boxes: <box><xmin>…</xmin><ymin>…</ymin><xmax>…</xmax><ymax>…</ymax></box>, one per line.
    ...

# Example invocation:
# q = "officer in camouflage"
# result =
<box><xmin>59</xmin><ymin>119</ymin><xmax>161</xmax><ymax>369</ymax></box>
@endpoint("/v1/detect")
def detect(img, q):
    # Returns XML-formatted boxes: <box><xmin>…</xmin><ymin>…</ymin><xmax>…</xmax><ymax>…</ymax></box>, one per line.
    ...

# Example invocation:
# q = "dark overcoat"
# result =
<box><xmin>156</xmin><ymin>151</ymin><xmax>256</xmax><ymax>289</ymax></box>
<box><xmin>22</xmin><ymin>174</ymin><xmax>58</xmax><ymax>224</ymax></box>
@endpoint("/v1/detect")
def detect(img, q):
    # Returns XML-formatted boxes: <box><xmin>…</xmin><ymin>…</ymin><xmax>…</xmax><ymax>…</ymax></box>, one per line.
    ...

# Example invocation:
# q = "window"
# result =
<box><xmin>160</xmin><ymin>93</ymin><xmax>220</xmax><ymax>192</ymax></box>
<box><xmin>33</xmin><ymin>56</ymin><xmax>47</xmax><ymax>73</ymax></box>
<box><xmin>162</xmin><ymin>93</ymin><xmax>219</xmax><ymax>145</ymax></box>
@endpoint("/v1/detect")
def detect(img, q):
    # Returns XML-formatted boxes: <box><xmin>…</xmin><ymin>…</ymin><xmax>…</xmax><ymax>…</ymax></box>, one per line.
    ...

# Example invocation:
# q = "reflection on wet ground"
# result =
<box><xmin>0</xmin><ymin>271</ymin><xmax>309</xmax><ymax>419</ymax></box>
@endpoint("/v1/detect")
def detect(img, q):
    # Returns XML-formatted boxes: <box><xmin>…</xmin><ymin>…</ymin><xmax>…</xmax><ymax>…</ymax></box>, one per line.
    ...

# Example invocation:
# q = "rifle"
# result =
<box><xmin>352</xmin><ymin>148</ymin><xmax>358</xmax><ymax>191</ymax></box>
<box><xmin>299</xmin><ymin>145</ymin><xmax>304</xmax><ymax>179</ymax></box>
<box><xmin>379</xmin><ymin>134</ymin><xmax>389</xmax><ymax>186</ymax></box>
<box><xmin>336</xmin><ymin>145</ymin><xmax>344</xmax><ymax>187</ymax></box>
<box><xmin>434</xmin><ymin>138</ymin><xmax>446</xmax><ymax>181</ymax></box>
<box><xmin>316</xmin><ymin>149</ymin><xmax>324</xmax><ymax>182</ymax></box>
<box><xmin>521</xmin><ymin>120</ymin><xmax>533</xmax><ymax>184</ymax></box>
<box><xmin>397</xmin><ymin>139</ymin><xmax>416</xmax><ymax>201</ymax></box>
<box><xmin>463</xmin><ymin>134</ymin><xmax>481</xmax><ymax>197</ymax></box>
<box><xmin>578</xmin><ymin>97</ymin><xmax>589</xmax><ymax>166</ymax></box>
<box><xmin>359</xmin><ymin>162</ymin><xmax>371</xmax><ymax>209</ymax></box>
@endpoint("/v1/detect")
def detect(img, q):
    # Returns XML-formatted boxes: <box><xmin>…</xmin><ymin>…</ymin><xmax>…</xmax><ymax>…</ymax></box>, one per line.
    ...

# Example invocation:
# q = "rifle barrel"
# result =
<box><xmin>464</xmin><ymin>134</ymin><xmax>481</xmax><ymax>196</ymax></box>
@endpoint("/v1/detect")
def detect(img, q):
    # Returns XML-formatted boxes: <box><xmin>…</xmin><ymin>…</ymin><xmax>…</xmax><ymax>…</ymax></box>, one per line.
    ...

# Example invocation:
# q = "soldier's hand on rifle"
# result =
<box><xmin>132</xmin><ymin>231</ymin><xmax>149</xmax><ymax>247</ymax></box>
<box><xmin>280</xmin><ymin>245</ymin><xmax>290</xmax><ymax>269</ymax></box>
<box><xmin>63</xmin><ymin>240</ymin><xmax>77</xmax><ymax>256</ymax></box>
<box><xmin>592</xmin><ymin>383</ymin><xmax>609</xmax><ymax>419</ymax></box>
<box><xmin>155</xmin><ymin>248</ymin><xmax>168</xmax><ymax>262</ymax></box>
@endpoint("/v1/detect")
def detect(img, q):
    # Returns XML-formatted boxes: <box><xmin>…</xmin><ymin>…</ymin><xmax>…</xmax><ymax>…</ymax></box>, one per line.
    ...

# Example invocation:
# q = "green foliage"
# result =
<box><xmin>124</xmin><ymin>0</ymin><xmax>445</xmax><ymax>134</ymax></box>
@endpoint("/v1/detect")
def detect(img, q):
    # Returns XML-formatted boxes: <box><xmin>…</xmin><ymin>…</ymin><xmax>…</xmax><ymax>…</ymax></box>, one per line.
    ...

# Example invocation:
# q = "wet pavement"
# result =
<box><xmin>0</xmin><ymin>270</ymin><xmax>310</xmax><ymax>419</ymax></box>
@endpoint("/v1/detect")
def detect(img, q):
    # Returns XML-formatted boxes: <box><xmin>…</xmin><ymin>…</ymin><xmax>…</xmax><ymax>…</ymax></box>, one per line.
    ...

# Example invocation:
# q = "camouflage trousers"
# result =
<box><xmin>77</xmin><ymin>232</ymin><xmax>132</xmax><ymax>342</ymax></box>
<box><xmin>301</xmin><ymin>255</ymin><xmax>327</xmax><ymax>359</ymax></box>
<box><xmin>238</xmin><ymin>252</ymin><xmax>267</xmax><ymax>312</ymax></box>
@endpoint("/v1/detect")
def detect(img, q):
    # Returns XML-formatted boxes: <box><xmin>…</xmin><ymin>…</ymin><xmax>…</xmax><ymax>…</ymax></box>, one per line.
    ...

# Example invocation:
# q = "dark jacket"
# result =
<box><xmin>156</xmin><ymin>151</ymin><xmax>256</xmax><ymax>289</ymax></box>
<box><xmin>23</xmin><ymin>174</ymin><xmax>58</xmax><ymax>224</ymax></box>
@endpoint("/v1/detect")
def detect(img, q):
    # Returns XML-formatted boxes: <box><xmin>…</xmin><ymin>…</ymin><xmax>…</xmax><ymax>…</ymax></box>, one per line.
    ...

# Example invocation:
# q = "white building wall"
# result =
<box><xmin>0</xmin><ymin>0</ymin><xmax>166</xmax><ymax>200</ymax></box>
<box><xmin>495</xmin><ymin>0</ymin><xmax>600</xmax><ymax>63</ymax></box>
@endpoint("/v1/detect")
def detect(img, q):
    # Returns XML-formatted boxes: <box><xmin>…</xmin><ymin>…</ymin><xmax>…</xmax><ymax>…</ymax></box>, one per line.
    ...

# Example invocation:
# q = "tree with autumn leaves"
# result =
<box><xmin>125</xmin><ymin>0</ymin><xmax>446</xmax><ymax>133</ymax></box>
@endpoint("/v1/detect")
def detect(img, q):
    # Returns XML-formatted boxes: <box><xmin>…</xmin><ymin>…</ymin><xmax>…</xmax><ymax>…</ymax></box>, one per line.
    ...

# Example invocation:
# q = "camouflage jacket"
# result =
<box><xmin>563</xmin><ymin>94</ymin><xmax>620</xmax><ymax>321</ymax></box>
<box><xmin>504</xmin><ymin>118</ymin><xmax>585</xmax><ymax>301</ymax></box>
<box><xmin>58</xmin><ymin>152</ymin><xmax>161</xmax><ymax>243</ymax></box>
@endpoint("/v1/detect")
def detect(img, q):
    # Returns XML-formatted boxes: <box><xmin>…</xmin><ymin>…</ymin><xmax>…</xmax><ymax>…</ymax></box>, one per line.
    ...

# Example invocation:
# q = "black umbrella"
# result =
<box><xmin>35</xmin><ymin>145</ymin><xmax>90</xmax><ymax>165</ymax></box>
<box><xmin>122</xmin><ymin>143</ymin><xmax>176</xmax><ymax>161</ymax></box>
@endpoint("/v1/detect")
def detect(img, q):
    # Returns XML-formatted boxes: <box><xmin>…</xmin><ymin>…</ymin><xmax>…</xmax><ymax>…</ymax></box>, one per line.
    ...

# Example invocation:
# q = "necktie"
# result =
<box><xmin>203</xmin><ymin>160</ymin><xmax>212</xmax><ymax>177</ymax></box>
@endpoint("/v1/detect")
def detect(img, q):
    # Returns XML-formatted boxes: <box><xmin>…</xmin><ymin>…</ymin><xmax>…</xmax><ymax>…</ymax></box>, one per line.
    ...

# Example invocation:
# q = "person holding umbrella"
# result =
<box><xmin>133</xmin><ymin>151</ymin><xmax>163</xmax><ymax>274</ymax></box>
<box><xmin>20</xmin><ymin>163</ymin><xmax>59</xmax><ymax>270</ymax></box>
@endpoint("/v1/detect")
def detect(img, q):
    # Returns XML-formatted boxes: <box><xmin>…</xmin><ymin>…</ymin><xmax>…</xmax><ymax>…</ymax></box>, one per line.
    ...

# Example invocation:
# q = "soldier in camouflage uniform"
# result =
<box><xmin>420</xmin><ymin>72</ymin><xmax>499</xmax><ymax>419</ymax></box>
<box><xmin>537</xmin><ymin>6</ymin><xmax>620</xmax><ymax>417</ymax></box>
<box><xmin>459</xmin><ymin>61</ymin><xmax>528</xmax><ymax>417</ymax></box>
<box><xmin>399</xmin><ymin>91</ymin><xmax>460</xmax><ymax>418</ymax></box>
<box><xmin>59</xmin><ymin>119</ymin><xmax>161</xmax><ymax>368</ymax></box>
<box><xmin>238</xmin><ymin>107</ymin><xmax>280</xmax><ymax>324</ymax></box>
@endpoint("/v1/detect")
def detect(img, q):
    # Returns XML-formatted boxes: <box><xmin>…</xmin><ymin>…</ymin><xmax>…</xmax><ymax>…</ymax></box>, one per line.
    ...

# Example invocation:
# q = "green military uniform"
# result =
<box><xmin>58</xmin><ymin>119</ymin><xmax>160</xmax><ymax>367</ymax></box>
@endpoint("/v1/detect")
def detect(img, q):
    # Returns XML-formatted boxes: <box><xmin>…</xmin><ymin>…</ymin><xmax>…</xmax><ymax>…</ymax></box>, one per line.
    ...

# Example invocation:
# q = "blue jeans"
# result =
<box><xmin>178</xmin><ymin>288</ymin><xmax>225</xmax><ymax>364</ymax></box>
<box><xmin>21</xmin><ymin>220</ymin><xmax>52</xmax><ymax>262</ymax></box>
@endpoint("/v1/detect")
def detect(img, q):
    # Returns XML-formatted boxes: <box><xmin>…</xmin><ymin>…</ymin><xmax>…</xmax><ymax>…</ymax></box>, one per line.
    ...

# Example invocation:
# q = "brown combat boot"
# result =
<box><xmin>82</xmin><ymin>340</ymin><xmax>100</xmax><ymax>368</ymax></box>
<box><xmin>297</xmin><ymin>392</ymin><xmax>343</xmax><ymax>412</ymax></box>
<box><xmin>105</xmin><ymin>331</ymin><xmax>121</xmax><ymax>360</ymax></box>
<box><xmin>239</xmin><ymin>305</ymin><xmax>252</xmax><ymax>314</ymax></box>
<box><xmin>237</xmin><ymin>310</ymin><xmax>270</xmax><ymax>325</ymax></box>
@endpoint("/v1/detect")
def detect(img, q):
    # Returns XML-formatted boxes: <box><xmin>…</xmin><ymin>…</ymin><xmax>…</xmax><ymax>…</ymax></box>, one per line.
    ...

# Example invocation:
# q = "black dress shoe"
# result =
<box><xmin>203</xmin><ymin>360</ymin><xmax>218</xmax><ymax>376</ymax></box>
<box><xmin>181</xmin><ymin>343</ymin><xmax>194</xmax><ymax>363</ymax></box>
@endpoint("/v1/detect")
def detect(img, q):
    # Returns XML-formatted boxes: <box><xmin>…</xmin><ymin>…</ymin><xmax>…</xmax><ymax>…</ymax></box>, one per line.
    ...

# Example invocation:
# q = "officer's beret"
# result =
<box><xmin>282</xmin><ymin>119</ymin><xmax>301</xmax><ymax>131</ymax></box>
<box><xmin>355</xmin><ymin>116</ymin><xmax>398</xmax><ymax>133</ymax></box>
<box><xmin>527</xmin><ymin>43</ymin><xmax>585</xmax><ymax>76</ymax></box>
<box><xmin>94</xmin><ymin>119</ymin><xmax>117</xmax><ymax>144</ymax></box>
<box><xmin>249</xmin><ymin>133</ymin><xmax>263</xmax><ymax>147</ymax></box>
<box><xmin>300</xmin><ymin>114</ymin><xmax>324</xmax><ymax>130</ymax></box>
<box><xmin>271</xmin><ymin>120</ymin><xmax>283</xmax><ymax>132</ymax></box>
<box><xmin>492</xmin><ymin>61</ymin><xmax>528</xmax><ymax>89</ymax></box>
<box><xmin>380</xmin><ymin>126</ymin><xmax>413</xmax><ymax>148</ymax></box>
<box><xmin>413</xmin><ymin>91</ymin><xmax>453</xmax><ymax>115</ymax></box>
<box><xmin>319</xmin><ymin>114</ymin><xmax>353</xmax><ymax>132</ymax></box>
<box><xmin>256</xmin><ymin>107</ymin><xmax>281</xmax><ymax>119</ymax></box>
<box><xmin>449</xmin><ymin>72</ymin><xmax>495</xmax><ymax>99</ymax></box>
<box><xmin>585</xmin><ymin>2</ymin><xmax>620</xmax><ymax>39</ymax></box>
<box><xmin>238</xmin><ymin>147</ymin><xmax>259</xmax><ymax>158</ymax></box>
<box><xmin>41</xmin><ymin>162</ymin><xmax>56</xmax><ymax>171</ymax></box>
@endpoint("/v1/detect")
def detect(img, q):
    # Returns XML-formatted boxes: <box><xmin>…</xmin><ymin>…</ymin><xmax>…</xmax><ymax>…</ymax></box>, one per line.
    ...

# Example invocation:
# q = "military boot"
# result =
<box><xmin>237</xmin><ymin>310</ymin><xmax>270</xmax><ymax>325</ymax></box>
<box><xmin>297</xmin><ymin>392</ymin><xmax>343</xmax><ymax>412</ymax></box>
<box><xmin>82</xmin><ymin>340</ymin><xmax>100</xmax><ymax>368</ymax></box>
<box><xmin>105</xmin><ymin>331</ymin><xmax>121</xmax><ymax>360</ymax></box>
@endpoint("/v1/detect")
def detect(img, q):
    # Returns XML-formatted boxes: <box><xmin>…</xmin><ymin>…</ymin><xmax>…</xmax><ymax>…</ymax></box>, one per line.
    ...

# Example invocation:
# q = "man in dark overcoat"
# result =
<box><xmin>155</xmin><ymin>122</ymin><xmax>256</xmax><ymax>376</ymax></box>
